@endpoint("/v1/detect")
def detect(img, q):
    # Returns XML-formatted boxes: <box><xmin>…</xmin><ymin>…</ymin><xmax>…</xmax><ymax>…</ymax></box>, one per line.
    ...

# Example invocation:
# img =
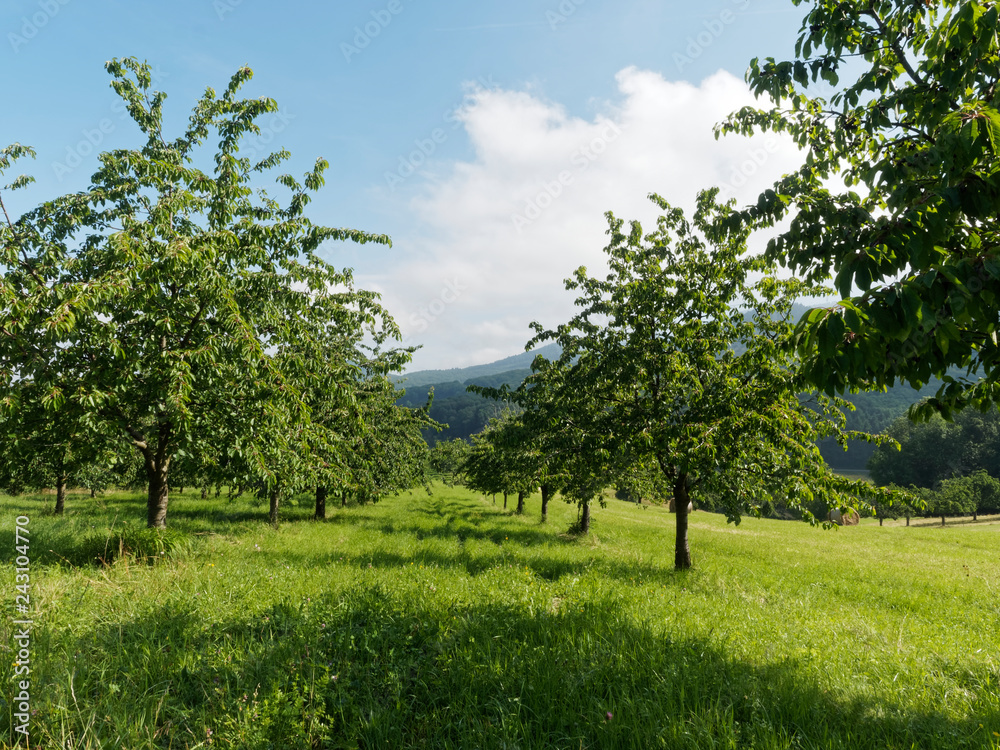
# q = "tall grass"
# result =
<box><xmin>1</xmin><ymin>485</ymin><xmax>998</xmax><ymax>748</ymax></box>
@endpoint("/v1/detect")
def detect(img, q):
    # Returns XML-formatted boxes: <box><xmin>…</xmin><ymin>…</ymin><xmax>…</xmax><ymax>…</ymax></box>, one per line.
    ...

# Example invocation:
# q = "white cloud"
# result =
<box><xmin>365</xmin><ymin>66</ymin><xmax>804</xmax><ymax>371</ymax></box>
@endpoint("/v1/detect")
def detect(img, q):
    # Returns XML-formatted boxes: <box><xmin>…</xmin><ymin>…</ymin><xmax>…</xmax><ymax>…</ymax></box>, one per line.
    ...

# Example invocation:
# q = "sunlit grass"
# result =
<box><xmin>1</xmin><ymin>484</ymin><xmax>998</xmax><ymax>748</ymax></box>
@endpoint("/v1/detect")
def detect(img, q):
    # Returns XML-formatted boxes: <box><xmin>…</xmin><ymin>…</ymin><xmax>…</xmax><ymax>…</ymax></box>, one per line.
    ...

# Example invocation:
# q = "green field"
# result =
<box><xmin>2</xmin><ymin>485</ymin><xmax>999</xmax><ymax>749</ymax></box>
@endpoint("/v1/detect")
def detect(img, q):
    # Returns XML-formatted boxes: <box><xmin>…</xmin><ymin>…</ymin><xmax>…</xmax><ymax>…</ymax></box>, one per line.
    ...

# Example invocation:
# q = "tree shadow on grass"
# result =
<box><xmin>5</xmin><ymin>495</ymin><xmax>671</xmax><ymax>612</ymax></box>
<box><xmin>0</xmin><ymin>490</ymin><xmax>326</xmax><ymax>567</ymax></box>
<box><xmin>1</xmin><ymin>488</ymin><xmax>322</xmax><ymax>527</ymax></box>
<box><xmin>254</xmin><ymin>538</ymin><xmax>671</xmax><ymax>597</ymax></box>
<box><xmin>385</xmin><ymin>514</ymin><xmax>569</xmax><ymax>550</ymax></box>
<box><xmin>12</xmin><ymin>487</ymin><xmax>679</xmax><ymax>584</ymax></box>
<box><xmin>2</xmin><ymin>488</ymin><xmax>569</xmax><ymax>569</ymax></box>
<box><xmin>301</xmin><ymin>494</ymin><xmax>569</xmax><ymax>549</ymax></box>
<box><xmin>261</xmin><ymin>495</ymin><xmax>679</xmax><ymax>585</ymax></box>
<box><xmin>19</xmin><ymin>585</ymin><xmax>999</xmax><ymax>750</ymax></box>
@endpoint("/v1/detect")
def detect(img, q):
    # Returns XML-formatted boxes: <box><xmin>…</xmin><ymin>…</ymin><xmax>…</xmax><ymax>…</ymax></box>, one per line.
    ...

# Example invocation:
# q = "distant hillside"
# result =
<box><xmin>395</xmin><ymin>343</ymin><xmax>560</xmax><ymax>390</ymax></box>
<box><xmin>396</xmin><ymin>367</ymin><xmax>532</xmax><ymax>445</ymax></box>
<box><xmin>395</xmin><ymin>367</ymin><xmax>531</xmax><ymax>409</ymax></box>
<box><xmin>820</xmin><ymin>372</ymin><xmax>965</xmax><ymax>471</ymax></box>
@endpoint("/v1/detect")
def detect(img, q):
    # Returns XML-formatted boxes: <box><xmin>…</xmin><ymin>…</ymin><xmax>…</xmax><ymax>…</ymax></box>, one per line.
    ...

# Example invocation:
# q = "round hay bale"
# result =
<box><xmin>827</xmin><ymin>508</ymin><xmax>861</xmax><ymax>526</ymax></box>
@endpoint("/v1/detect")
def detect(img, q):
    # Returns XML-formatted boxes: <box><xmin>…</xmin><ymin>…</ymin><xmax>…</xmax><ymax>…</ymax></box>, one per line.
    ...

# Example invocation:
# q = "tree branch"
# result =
<box><xmin>861</xmin><ymin>6</ymin><xmax>925</xmax><ymax>89</ymax></box>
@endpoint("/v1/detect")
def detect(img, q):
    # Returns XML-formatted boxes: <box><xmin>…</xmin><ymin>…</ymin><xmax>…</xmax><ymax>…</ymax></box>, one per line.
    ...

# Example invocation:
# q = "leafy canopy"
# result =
<box><xmin>719</xmin><ymin>0</ymin><xmax>1000</xmax><ymax>416</ymax></box>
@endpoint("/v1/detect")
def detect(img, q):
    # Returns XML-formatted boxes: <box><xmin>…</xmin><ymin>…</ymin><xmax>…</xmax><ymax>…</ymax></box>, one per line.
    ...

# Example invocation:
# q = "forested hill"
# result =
<box><xmin>393</xmin><ymin>344</ymin><xmax>558</xmax><ymax>445</ymax></box>
<box><xmin>819</xmin><ymin>372</ymin><xmax>965</xmax><ymax>471</ymax></box>
<box><xmin>395</xmin><ymin>367</ymin><xmax>532</xmax><ymax>445</ymax></box>
<box><xmin>395</xmin><ymin>343</ymin><xmax>561</xmax><ymax>390</ymax></box>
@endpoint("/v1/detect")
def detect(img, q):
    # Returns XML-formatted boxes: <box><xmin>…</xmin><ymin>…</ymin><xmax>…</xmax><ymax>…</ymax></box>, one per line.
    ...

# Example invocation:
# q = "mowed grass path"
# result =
<box><xmin>1</xmin><ymin>485</ymin><xmax>998</xmax><ymax>749</ymax></box>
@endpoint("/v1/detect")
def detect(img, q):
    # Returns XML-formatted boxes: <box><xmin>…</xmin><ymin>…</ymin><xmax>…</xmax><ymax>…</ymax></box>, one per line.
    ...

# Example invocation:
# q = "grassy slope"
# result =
<box><xmin>1</xmin><ymin>487</ymin><xmax>998</xmax><ymax>749</ymax></box>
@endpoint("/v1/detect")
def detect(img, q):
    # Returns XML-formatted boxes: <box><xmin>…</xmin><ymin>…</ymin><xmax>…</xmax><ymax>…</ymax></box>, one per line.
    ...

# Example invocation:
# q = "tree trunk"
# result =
<box><xmin>54</xmin><ymin>474</ymin><xmax>67</xmax><ymax>515</ymax></box>
<box><xmin>941</xmin><ymin>515</ymin><xmax>946</xmax><ymax>526</ymax></box>
<box><xmin>215</xmin><ymin>485</ymin><xmax>222</xmax><ymax>498</ymax></box>
<box><xmin>141</xmin><ymin>421</ymin><xmax>173</xmax><ymax>529</ymax></box>
<box><xmin>673</xmin><ymin>474</ymin><xmax>692</xmax><ymax>570</ymax></box>
<box><xmin>541</xmin><ymin>483</ymin><xmax>551</xmax><ymax>522</ymax></box>
<box><xmin>341</xmin><ymin>491</ymin><xmax>347</xmax><ymax>508</ymax></box>
<box><xmin>146</xmin><ymin>463</ymin><xmax>170</xmax><ymax>529</ymax></box>
<box><xmin>269</xmin><ymin>488</ymin><xmax>281</xmax><ymax>528</ymax></box>
<box><xmin>503</xmin><ymin>492</ymin><xmax>508</xmax><ymax>510</ymax></box>
<box><xmin>516</xmin><ymin>490</ymin><xmax>525</xmax><ymax>515</ymax></box>
<box><xmin>491</xmin><ymin>493</ymin><xmax>496</xmax><ymax>504</ymax></box>
<box><xmin>201</xmin><ymin>486</ymin><xmax>208</xmax><ymax>500</ymax></box>
<box><xmin>580</xmin><ymin>499</ymin><xmax>591</xmax><ymax>534</ymax></box>
<box><xmin>90</xmin><ymin>487</ymin><xmax>96</xmax><ymax>498</ymax></box>
<box><xmin>315</xmin><ymin>486</ymin><xmax>328</xmax><ymax>520</ymax></box>
<box><xmin>973</xmin><ymin>511</ymin><xmax>978</xmax><ymax>522</ymax></box>
<box><xmin>905</xmin><ymin>514</ymin><xmax>910</xmax><ymax>526</ymax></box>
<box><xmin>879</xmin><ymin>518</ymin><xmax>884</xmax><ymax>526</ymax></box>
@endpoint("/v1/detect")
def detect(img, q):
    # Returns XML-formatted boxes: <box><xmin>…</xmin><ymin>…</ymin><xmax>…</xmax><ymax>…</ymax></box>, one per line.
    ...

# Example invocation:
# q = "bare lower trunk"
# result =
<box><xmin>905</xmin><ymin>514</ymin><xmax>910</xmax><ymax>527</ymax></box>
<box><xmin>315</xmin><ymin>486</ymin><xmax>328</xmax><ymax>520</ymax></box>
<box><xmin>541</xmin><ymin>483</ymin><xmax>551</xmax><ymax>522</ymax></box>
<box><xmin>516</xmin><ymin>490</ymin><xmax>525</xmax><ymax>515</ymax></box>
<box><xmin>146</xmin><ymin>464</ymin><xmax>169</xmax><ymax>529</ymax></box>
<box><xmin>674</xmin><ymin>474</ymin><xmax>692</xmax><ymax>570</ymax></box>
<box><xmin>941</xmin><ymin>515</ymin><xmax>946</xmax><ymax>526</ymax></box>
<box><xmin>503</xmin><ymin>492</ymin><xmax>508</xmax><ymax>510</ymax></box>
<box><xmin>54</xmin><ymin>474</ymin><xmax>67</xmax><ymax>515</ymax></box>
<box><xmin>139</xmin><ymin>420</ymin><xmax>173</xmax><ymax>529</ymax></box>
<box><xmin>580</xmin><ymin>499</ymin><xmax>591</xmax><ymax>534</ymax></box>
<box><xmin>201</xmin><ymin>487</ymin><xmax>208</xmax><ymax>500</ymax></box>
<box><xmin>879</xmin><ymin>518</ymin><xmax>884</xmax><ymax>526</ymax></box>
<box><xmin>269</xmin><ymin>488</ymin><xmax>281</xmax><ymax>528</ymax></box>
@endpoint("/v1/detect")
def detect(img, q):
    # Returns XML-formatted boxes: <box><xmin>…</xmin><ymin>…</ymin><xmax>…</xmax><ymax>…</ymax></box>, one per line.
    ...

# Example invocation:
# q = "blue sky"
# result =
<box><xmin>3</xmin><ymin>0</ymin><xmax>814</xmax><ymax>371</ymax></box>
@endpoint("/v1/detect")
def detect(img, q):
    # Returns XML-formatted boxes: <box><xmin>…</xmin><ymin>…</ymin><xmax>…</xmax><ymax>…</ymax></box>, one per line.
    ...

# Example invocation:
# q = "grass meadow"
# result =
<box><xmin>1</xmin><ymin>483</ymin><xmax>998</xmax><ymax>749</ymax></box>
